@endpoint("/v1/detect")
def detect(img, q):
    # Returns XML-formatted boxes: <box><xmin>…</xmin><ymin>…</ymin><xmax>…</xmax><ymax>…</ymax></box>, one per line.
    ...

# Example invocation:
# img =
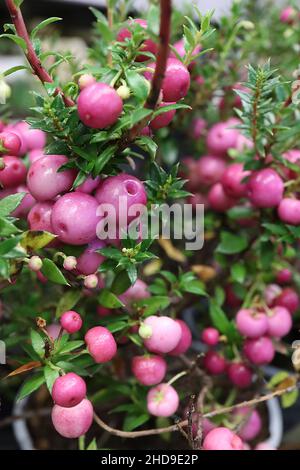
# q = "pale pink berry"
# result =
<box><xmin>203</xmin><ymin>427</ymin><xmax>244</xmax><ymax>450</ymax></box>
<box><xmin>52</xmin><ymin>372</ymin><xmax>86</xmax><ymax>407</ymax></box>
<box><xmin>208</xmin><ymin>183</ymin><xmax>236</xmax><ymax>212</ymax></box>
<box><xmin>187</xmin><ymin>192</ymin><xmax>209</xmax><ymax>209</ymax></box>
<box><xmin>247</xmin><ymin>169</ymin><xmax>284</xmax><ymax>208</ymax></box>
<box><xmin>191</xmin><ymin>118</ymin><xmax>206</xmax><ymax>140</ymax></box>
<box><xmin>85</xmin><ymin>326</ymin><xmax>117</xmax><ymax>363</ymax></box>
<box><xmin>201</xmin><ymin>327</ymin><xmax>220</xmax><ymax>346</ymax></box>
<box><xmin>0</xmin><ymin>131</ymin><xmax>21</xmax><ymax>155</ymax></box>
<box><xmin>63</xmin><ymin>256</ymin><xmax>77</xmax><ymax>271</ymax></box>
<box><xmin>278</xmin><ymin>198</ymin><xmax>300</xmax><ymax>225</ymax></box>
<box><xmin>51</xmin><ymin>398</ymin><xmax>93</xmax><ymax>438</ymax></box>
<box><xmin>221</xmin><ymin>163</ymin><xmax>250</xmax><ymax>199</ymax></box>
<box><xmin>46</xmin><ymin>323</ymin><xmax>63</xmax><ymax>340</ymax></box>
<box><xmin>0</xmin><ymin>156</ymin><xmax>27</xmax><ymax>188</ymax></box>
<box><xmin>147</xmin><ymin>383</ymin><xmax>179</xmax><ymax>417</ymax></box>
<box><xmin>132</xmin><ymin>355</ymin><xmax>167</xmax><ymax>386</ymax></box>
<box><xmin>27</xmin><ymin>155</ymin><xmax>76</xmax><ymax>201</ymax></box>
<box><xmin>236</xmin><ymin>309</ymin><xmax>268</xmax><ymax>338</ymax></box>
<box><xmin>119</xmin><ymin>279</ymin><xmax>150</xmax><ymax>309</ymax></box>
<box><xmin>75</xmin><ymin>175</ymin><xmax>101</xmax><ymax>194</ymax></box>
<box><xmin>51</xmin><ymin>192</ymin><xmax>100</xmax><ymax>245</ymax></box>
<box><xmin>267</xmin><ymin>306</ymin><xmax>292</xmax><ymax>338</ymax></box>
<box><xmin>234</xmin><ymin>407</ymin><xmax>262</xmax><ymax>441</ymax></box>
<box><xmin>145</xmin><ymin>59</ymin><xmax>190</xmax><ymax>102</ymax></box>
<box><xmin>274</xmin><ymin>287</ymin><xmax>299</xmax><ymax>314</ymax></box>
<box><xmin>206</xmin><ymin>119</ymin><xmax>241</xmax><ymax>156</ymax></box>
<box><xmin>77</xmin><ymin>82</ymin><xmax>123</xmax><ymax>129</ymax></box>
<box><xmin>78</xmin><ymin>74</ymin><xmax>96</xmax><ymax>90</ymax></box>
<box><xmin>227</xmin><ymin>362</ymin><xmax>252</xmax><ymax>389</ymax></box>
<box><xmin>60</xmin><ymin>310</ymin><xmax>82</xmax><ymax>334</ymax></box>
<box><xmin>280</xmin><ymin>6</ymin><xmax>297</xmax><ymax>24</ymax></box>
<box><xmin>77</xmin><ymin>239</ymin><xmax>106</xmax><ymax>275</ymax></box>
<box><xmin>142</xmin><ymin>315</ymin><xmax>182</xmax><ymax>354</ymax></box>
<box><xmin>276</xmin><ymin>268</ymin><xmax>292</xmax><ymax>285</ymax></box>
<box><xmin>117</xmin><ymin>19</ymin><xmax>157</xmax><ymax>62</ymax></box>
<box><xmin>84</xmin><ymin>274</ymin><xmax>99</xmax><ymax>289</ymax></box>
<box><xmin>150</xmin><ymin>102</ymin><xmax>176</xmax><ymax>130</ymax></box>
<box><xmin>28</xmin><ymin>201</ymin><xmax>55</xmax><ymax>233</ymax></box>
<box><xmin>196</xmin><ymin>155</ymin><xmax>227</xmax><ymax>187</ymax></box>
<box><xmin>264</xmin><ymin>284</ymin><xmax>282</xmax><ymax>306</ymax></box>
<box><xmin>28</xmin><ymin>256</ymin><xmax>43</xmax><ymax>272</ymax></box>
<box><xmin>28</xmin><ymin>149</ymin><xmax>45</xmax><ymax>164</ymax></box>
<box><xmin>24</xmin><ymin>127</ymin><xmax>46</xmax><ymax>151</ymax></box>
<box><xmin>243</xmin><ymin>336</ymin><xmax>275</xmax><ymax>365</ymax></box>
<box><xmin>169</xmin><ymin>320</ymin><xmax>192</xmax><ymax>355</ymax></box>
<box><xmin>203</xmin><ymin>351</ymin><xmax>226</xmax><ymax>375</ymax></box>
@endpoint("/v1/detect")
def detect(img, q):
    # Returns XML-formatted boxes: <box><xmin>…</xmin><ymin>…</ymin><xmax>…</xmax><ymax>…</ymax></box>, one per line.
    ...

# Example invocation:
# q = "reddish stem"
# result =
<box><xmin>5</xmin><ymin>0</ymin><xmax>74</xmax><ymax>107</ymax></box>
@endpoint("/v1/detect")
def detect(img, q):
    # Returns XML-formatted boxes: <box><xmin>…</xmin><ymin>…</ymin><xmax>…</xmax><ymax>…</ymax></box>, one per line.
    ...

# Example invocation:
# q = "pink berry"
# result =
<box><xmin>117</xmin><ymin>19</ymin><xmax>157</xmax><ymax>62</ymax></box>
<box><xmin>171</xmin><ymin>39</ymin><xmax>201</xmax><ymax>63</ymax></box>
<box><xmin>85</xmin><ymin>326</ymin><xmax>117</xmax><ymax>363</ymax></box>
<box><xmin>63</xmin><ymin>256</ymin><xmax>77</xmax><ymax>271</ymax></box>
<box><xmin>196</xmin><ymin>155</ymin><xmax>227</xmax><ymax>187</ymax></box>
<box><xmin>76</xmin><ymin>239</ymin><xmax>106</xmax><ymax>275</ymax></box>
<box><xmin>119</xmin><ymin>279</ymin><xmax>150</xmax><ymax>309</ymax></box>
<box><xmin>147</xmin><ymin>383</ymin><xmax>179</xmax><ymax>417</ymax></box>
<box><xmin>181</xmin><ymin>157</ymin><xmax>200</xmax><ymax>192</ymax></box>
<box><xmin>169</xmin><ymin>320</ymin><xmax>192</xmax><ymax>355</ymax></box>
<box><xmin>132</xmin><ymin>355</ymin><xmax>167</xmax><ymax>386</ymax></box>
<box><xmin>243</xmin><ymin>336</ymin><xmax>275</xmax><ymax>365</ymax></box>
<box><xmin>236</xmin><ymin>309</ymin><xmax>268</xmax><ymax>338</ymax></box>
<box><xmin>46</xmin><ymin>323</ymin><xmax>63</xmax><ymax>340</ymax></box>
<box><xmin>145</xmin><ymin>59</ymin><xmax>190</xmax><ymax>102</ymax></box>
<box><xmin>78</xmin><ymin>74</ymin><xmax>96</xmax><ymax>90</ymax></box>
<box><xmin>51</xmin><ymin>192</ymin><xmax>100</xmax><ymax>245</ymax></box>
<box><xmin>187</xmin><ymin>192</ymin><xmax>209</xmax><ymax>209</ymax></box>
<box><xmin>0</xmin><ymin>131</ymin><xmax>21</xmax><ymax>155</ymax></box>
<box><xmin>280</xmin><ymin>6</ymin><xmax>297</xmax><ymax>24</ymax></box>
<box><xmin>267</xmin><ymin>306</ymin><xmax>292</xmax><ymax>338</ymax></box>
<box><xmin>191</xmin><ymin>118</ymin><xmax>206</xmax><ymax>140</ymax></box>
<box><xmin>208</xmin><ymin>183</ymin><xmax>236</xmax><ymax>212</ymax></box>
<box><xmin>0</xmin><ymin>156</ymin><xmax>27</xmax><ymax>188</ymax></box>
<box><xmin>51</xmin><ymin>398</ymin><xmax>93</xmax><ymax>438</ymax></box>
<box><xmin>203</xmin><ymin>351</ymin><xmax>226</xmax><ymax>375</ymax></box>
<box><xmin>142</xmin><ymin>315</ymin><xmax>182</xmax><ymax>354</ymax></box>
<box><xmin>278</xmin><ymin>198</ymin><xmax>300</xmax><ymax>225</ymax></box>
<box><xmin>234</xmin><ymin>407</ymin><xmax>262</xmax><ymax>441</ymax></box>
<box><xmin>27</xmin><ymin>155</ymin><xmax>76</xmax><ymax>201</ymax></box>
<box><xmin>150</xmin><ymin>102</ymin><xmax>176</xmax><ymax>130</ymax></box>
<box><xmin>28</xmin><ymin>149</ymin><xmax>45</xmax><ymax>164</ymax></box>
<box><xmin>60</xmin><ymin>310</ymin><xmax>82</xmax><ymax>334</ymax></box>
<box><xmin>97</xmin><ymin>306</ymin><xmax>110</xmax><ymax>317</ymax></box>
<box><xmin>28</xmin><ymin>255</ymin><xmax>43</xmax><ymax>272</ymax></box>
<box><xmin>52</xmin><ymin>372</ymin><xmax>86</xmax><ymax>407</ymax></box>
<box><xmin>248</xmin><ymin>169</ymin><xmax>283</xmax><ymax>208</ymax></box>
<box><xmin>206</xmin><ymin>119</ymin><xmax>240</xmax><ymax>156</ymax></box>
<box><xmin>221</xmin><ymin>163</ymin><xmax>250</xmax><ymax>199</ymax></box>
<box><xmin>201</xmin><ymin>327</ymin><xmax>220</xmax><ymax>346</ymax></box>
<box><xmin>274</xmin><ymin>287</ymin><xmax>299</xmax><ymax>314</ymax></box>
<box><xmin>28</xmin><ymin>201</ymin><xmax>55</xmax><ymax>233</ymax></box>
<box><xmin>75</xmin><ymin>175</ymin><xmax>101</xmax><ymax>194</ymax></box>
<box><xmin>227</xmin><ymin>362</ymin><xmax>252</xmax><ymax>389</ymax></box>
<box><xmin>25</xmin><ymin>128</ymin><xmax>46</xmax><ymax>151</ymax></box>
<box><xmin>6</xmin><ymin>184</ymin><xmax>36</xmax><ymax>218</ymax></box>
<box><xmin>276</xmin><ymin>268</ymin><xmax>292</xmax><ymax>285</ymax></box>
<box><xmin>203</xmin><ymin>427</ymin><xmax>244</xmax><ymax>451</ymax></box>
<box><xmin>77</xmin><ymin>82</ymin><xmax>123</xmax><ymax>129</ymax></box>
<box><xmin>84</xmin><ymin>274</ymin><xmax>99</xmax><ymax>289</ymax></box>
<box><xmin>264</xmin><ymin>283</ymin><xmax>282</xmax><ymax>306</ymax></box>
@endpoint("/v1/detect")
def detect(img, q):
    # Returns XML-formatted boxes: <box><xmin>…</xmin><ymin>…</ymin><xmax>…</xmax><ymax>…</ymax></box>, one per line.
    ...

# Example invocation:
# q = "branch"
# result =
<box><xmin>5</xmin><ymin>0</ymin><xmax>74</xmax><ymax>107</ymax></box>
<box><xmin>93</xmin><ymin>381</ymin><xmax>299</xmax><ymax>439</ymax></box>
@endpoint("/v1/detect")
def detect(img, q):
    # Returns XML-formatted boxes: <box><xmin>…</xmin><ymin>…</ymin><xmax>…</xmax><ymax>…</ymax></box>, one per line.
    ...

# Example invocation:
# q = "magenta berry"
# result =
<box><xmin>28</xmin><ymin>149</ymin><xmax>45</xmax><ymax>164</ymax></box>
<box><xmin>28</xmin><ymin>256</ymin><xmax>43</xmax><ymax>272</ymax></box>
<box><xmin>276</xmin><ymin>268</ymin><xmax>292</xmax><ymax>285</ymax></box>
<box><xmin>0</xmin><ymin>131</ymin><xmax>21</xmax><ymax>155</ymax></box>
<box><xmin>84</xmin><ymin>274</ymin><xmax>99</xmax><ymax>289</ymax></box>
<box><xmin>60</xmin><ymin>310</ymin><xmax>82</xmax><ymax>334</ymax></box>
<box><xmin>203</xmin><ymin>351</ymin><xmax>226</xmax><ymax>375</ymax></box>
<box><xmin>119</xmin><ymin>279</ymin><xmax>150</xmax><ymax>309</ymax></box>
<box><xmin>203</xmin><ymin>427</ymin><xmax>244</xmax><ymax>451</ymax></box>
<box><xmin>77</xmin><ymin>82</ymin><xmax>123</xmax><ymax>129</ymax></box>
<box><xmin>280</xmin><ymin>6</ymin><xmax>297</xmax><ymax>24</ymax></box>
<box><xmin>10</xmin><ymin>184</ymin><xmax>36</xmax><ymax>218</ymax></box>
<box><xmin>27</xmin><ymin>155</ymin><xmax>76</xmax><ymax>202</ymax></box>
<box><xmin>63</xmin><ymin>256</ymin><xmax>77</xmax><ymax>271</ymax></box>
<box><xmin>51</xmin><ymin>192</ymin><xmax>100</xmax><ymax>245</ymax></box>
<box><xmin>234</xmin><ymin>407</ymin><xmax>262</xmax><ymax>441</ymax></box>
<box><xmin>25</xmin><ymin>127</ymin><xmax>46</xmax><ymax>151</ymax></box>
<box><xmin>78</xmin><ymin>73</ymin><xmax>96</xmax><ymax>90</ymax></box>
<box><xmin>75</xmin><ymin>175</ymin><xmax>101</xmax><ymax>194</ymax></box>
<box><xmin>171</xmin><ymin>39</ymin><xmax>201</xmax><ymax>63</ymax></box>
<box><xmin>142</xmin><ymin>315</ymin><xmax>182</xmax><ymax>354</ymax></box>
<box><xmin>274</xmin><ymin>287</ymin><xmax>299</xmax><ymax>314</ymax></box>
<box><xmin>0</xmin><ymin>156</ymin><xmax>27</xmax><ymax>188</ymax></box>
<box><xmin>147</xmin><ymin>383</ymin><xmax>179</xmax><ymax>417</ymax></box>
<box><xmin>247</xmin><ymin>168</ymin><xmax>284</xmax><ymax>208</ymax></box>
<box><xmin>227</xmin><ymin>362</ymin><xmax>252</xmax><ymax>389</ymax></box>
<box><xmin>85</xmin><ymin>326</ymin><xmax>117</xmax><ymax>363</ymax></box>
<box><xmin>196</xmin><ymin>155</ymin><xmax>226</xmax><ymax>187</ymax></box>
<box><xmin>150</xmin><ymin>102</ymin><xmax>176</xmax><ymax>130</ymax></box>
<box><xmin>145</xmin><ymin>59</ymin><xmax>190</xmax><ymax>102</ymax></box>
<box><xmin>201</xmin><ymin>327</ymin><xmax>220</xmax><ymax>346</ymax></box>
<box><xmin>169</xmin><ymin>320</ymin><xmax>192</xmax><ymax>356</ymax></box>
<box><xmin>191</xmin><ymin>118</ymin><xmax>206</xmax><ymax>140</ymax></box>
<box><xmin>221</xmin><ymin>163</ymin><xmax>250</xmax><ymax>199</ymax></box>
<box><xmin>51</xmin><ymin>398</ymin><xmax>93</xmax><ymax>438</ymax></box>
<box><xmin>267</xmin><ymin>306</ymin><xmax>292</xmax><ymax>338</ymax></box>
<box><xmin>208</xmin><ymin>183</ymin><xmax>236</xmax><ymax>212</ymax></box>
<box><xmin>117</xmin><ymin>19</ymin><xmax>157</xmax><ymax>62</ymax></box>
<box><xmin>278</xmin><ymin>198</ymin><xmax>300</xmax><ymax>225</ymax></box>
<box><xmin>206</xmin><ymin>119</ymin><xmax>240</xmax><ymax>156</ymax></box>
<box><xmin>28</xmin><ymin>201</ymin><xmax>55</xmax><ymax>233</ymax></box>
<box><xmin>236</xmin><ymin>308</ymin><xmax>268</xmax><ymax>338</ymax></box>
<box><xmin>243</xmin><ymin>336</ymin><xmax>275</xmax><ymax>365</ymax></box>
<box><xmin>132</xmin><ymin>355</ymin><xmax>167</xmax><ymax>386</ymax></box>
<box><xmin>52</xmin><ymin>372</ymin><xmax>86</xmax><ymax>407</ymax></box>
<box><xmin>76</xmin><ymin>239</ymin><xmax>106</xmax><ymax>275</ymax></box>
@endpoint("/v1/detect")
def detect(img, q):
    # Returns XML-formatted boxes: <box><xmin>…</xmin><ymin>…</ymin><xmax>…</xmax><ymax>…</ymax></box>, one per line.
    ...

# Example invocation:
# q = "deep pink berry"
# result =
<box><xmin>169</xmin><ymin>320</ymin><xmax>192</xmax><ymax>355</ymax></box>
<box><xmin>75</xmin><ymin>175</ymin><xmax>101</xmax><ymax>194</ymax></box>
<box><xmin>278</xmin><ymin>198</ymin><xmax>300</xmax><ymax>225</ymax></box>
<box><xmin>276</xmin><ymin>268</ymin><xmax>292</xmax><ymax>285</ymax></box>
<box><xmin>206</xmin><ymin>119</ymin><xmax>240</xmax><ymax>156</ymax></box>
<box><xmin>221</xmin><ymin>163</ymin><xmax>250</xmax><ymax>199</ymax></box>
<box><xmin>27</xmin><ymin>155</ymin><xmax>76</xmax><ymax>201</ymax></box>
<box><xmin>171</xmin><ymin>39</ymin><xmax>201</xmax><ymax>64</ymax></box>
<box><xmin>51</xmin><ymin>398</ymin><xmax>93</xmax><ymax>438</ymax></box>
<box><xmin>191</xmin><ymin>118</ymin><xmax>206</xmax><ymax>140</ymax></box>
<box><xmin>267</xmin><ymin>306</ymin><xmax>292</xmax><ymax>338</ymax></box>
<box><xmin>274</xmin><ymin>287</ymin><xmax>299</xmax><ymax>314</ymax></box>
<box><xmin>132</xmin><ymin>355</ymin><xmax>167</xmax><ymax>386</ymax></box>
<box><xmin>24</xmin><ymin>127</ymin><xmax>46</xmax><ymax>151</ymax></box>
<box><xmin>196</xmin><ymin>155</ymin><xmax>227</xmax><ymax>187</ymax></box>
<box><xmin>201</xmin><ymin>327</ymin><xmax>220</xmax><ymax>346</ymax></box>
<box><xmin>150</xmin><ymin>102</ymin><xmax>176</xmax><ymax>130</ymax></box>
<box><xmin>234</xmin><ymin>407</ymin><xmax>262</xmax><ymax>441</ymax></box>
<box><xmin>247</xmin><ymin>169</ymin><xmax>284</xmax><ymax>208</ymax></box>
<box><xmin>0</xmin><ymin>131</ymin><xmax>21</xmax><ymax>155</ymax></box>
<box><xmin>243</xmin><ymin>336</ymin><xmax>275</xmax><ymax>365</ymax></box>
<box><xmin>51</xmin><ymin>192</ymin><xmax>100</xmax><ymax>245</ymax></box>
<box><xmin>280</xmin><ymin>6</ymin><xmax>297</xmax><ymax>24</ymax></box>
<box><xmin>227</xmin><ymin>362</ymin><xmax>252</xmax><ymax>389</ymax></box>
<box><xmin>225</xmin><ymin>284</ymin><xmax>242</xmax><ymax>308</ymax></box>
<box><xmin>76</xmin><ymin>239</ymin><xmax>106</xmax><ymax>275</ymax></box>
<box><xmin>208</xmin><ymin>183</ymin><xmax>236</xmax><ymax>212</ymax></box>
<box><xmin>85</xmin><ymin>326</ymin><xmax>117</xmax><ymax>363</ymax></box>
<box><xmin>77</xmin><ymin>82</ymin><xmax>123</xmax><ymax>129</ymax></box>
<box><xmin>52</xmin><ymin>372</ymin><xmax>86</xmax><ymax>407</ymax></box>
<box><xmin>28</xmin><ymin>201</ymin><xmax>55</xmax><ymax>233</ymax></box>
<box><xmin>0</xmin><ymin>156</ymin><xmax>27</xmax><ymax>188</ymax></box>
<box><xmin>145</xmin><ymin>59</ymin><xmax>190</xmax><ymax>102</ymax></box>
<box><xmin>203</xmin><ymin>427</ymin><xmax>244</xmax><ymax>451</ymax></box>
<box><xmin>142</xmin><ymin>315</ymin><xmax>182</xmax><ymax>354</ymax></box>
<box><xmin>236</xmin><ymin>308</ymin><xmax>268</xmax><ymax>338</ymax></box>
<box><xmin>117</xmin><ymin>19</ymin><xmax>157</xmax><ymax>62</ymax></box>
<box><xmin>203</xmin><ymin>351</ymin><xmax>226</xmax><ymax>375</ymax></box>
<box><xmin>60</xmin><ymin>310</ymin><xmax>82</xmax><ymax>334</ymax></box>
<box><xmin>147</xmin><ymin>383</ymin><xmax>179</xmax><ymax>417</ymax></box>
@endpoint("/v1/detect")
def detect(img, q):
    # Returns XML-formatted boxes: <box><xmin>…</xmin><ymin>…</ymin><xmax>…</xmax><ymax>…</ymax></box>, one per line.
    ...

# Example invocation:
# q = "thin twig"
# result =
<box><xmin>0</xmin><ymin>408</ymin><xmax>51</xmax><ymax>429</ymax></box>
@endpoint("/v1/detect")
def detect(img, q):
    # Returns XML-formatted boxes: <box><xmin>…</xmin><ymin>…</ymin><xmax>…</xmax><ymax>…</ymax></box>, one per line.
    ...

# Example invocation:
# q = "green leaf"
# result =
<box><xmin>126</xmin><ymin>70</ymin><xmax>149</xmax><ymax>102</ymax></box>
<box><xmin>94</xmin><ymin>145</ymin><xmax>117</xmax><ymax>174</ymax></box>
<box><xmin>58</xmin><ymin>340</ymin><xmax>85</xmax><ymax>354</ymax></box>
<box><xmin>0</xmin><ymin>236</ymin><xmax>21</xmax><ymax>256</ymax></box>
<box><xmin>209</xmin><ymin>300</ymin><xmax>240</xmax><ymax>344</ymax></box>
<box><xmin>3</xmin><ymin>65</ymin><xmax>28</xmax><ymax>77</ymax></box>
<box><xmin>231</xmin><ymin>263</ymin><xmax>246</xmax><ymax>284</ymax></box>
<box><xmin>0</xmin><ymin>217</ymin><xmax>20</xmax><ymax>236</ymax></box>
<box><xmin>20</xmin><ymin>231</ymin><xmax>56</xmax><ymax>251</ymax></box>
<box><xmin>152</xmin><ymin>103</ymin><xmax>191</xmax><ymax>117</ymax></box>
<box><xmin>183</xmin><ymin>280</ymin><xmax>207</xmax><ymax>296</ymax></box>
<box><xmin>0</xmin><ymin>193</ymin><xmax>25</xmax><ymax>217</ymax></box>
<box><xmin>111</xmin><ymin>270</ymin><xmax>131</xmax><ymax>295</ymax></box>
<box><xmin>43</xmin><ymin>365</ymin><xmax>59</xmax><ymax>393</ymax></box>
<box><xmin>127</xmin><ymin>264</ymin><xmax>137</xmax><ymax>285</ymax></box>
<box><xmin>86</xmin><ymin>438</ymin><xmax>98</xmax><ymax>451</ymax></box>
<box><xmin>267</xmin><ymin>371</ymin><xmax>289</xmax><ymax>388</ymax></box>
<box><xmin>31</xmin><ymin>17</ymin><xmax>62</xmax><ymax>39</ymax></box>
<box><xmin>41</xmin><ymin>258</ymin><xmax>70</xmax><ymax>286</ymax></box>
<box><xmin>106</xmin><ymin>321</ymin><xmax>127</xmax><ymax>333</ymax></box>
<box><xmin>55</xmin><ymin>290</ymin><xmax>81</xmax><ymax>318</ymax></box>
<box><xmin>135</xmin><ymin>296</ymin><xmax>170</xmax><ymax>317</ymax></box>
<box><xmin>0</xmin><ymin>259</ymin><xmax>9</xmax><ymax>279</ymax></box>
<box><xmin>31</xmin><ymin>330</ymin><xmax>45</xmax><ymax>358</ymax></box>
<box><xmin>127</xmin><ymin>333</ymin><xmax>143</xmax><ymax>347</ymax></box>
<box><xmin>17</xmin><ymin>373</ymin><xmax>45</xmax><ymax>401</ymax></box>
<box><xmin>217</xmin><ymin>232</ymin><xmax>248</xmax><ymax>255</ymax></box>
<box><xmin>281</xmin><ymin>389</ymin><xmax>299</xmax><ymax>409</ymax></box>
<box><xmin>130</xmin><ymin>108</ymin><xmax>152</xmax><ymax>127</ymax></box>
<box><xmin>98</xmin><ymin>289</ymin><xmax>124</xmax><ymax>309</ymax></box>
<box><xmin>0</xmin><ymin>34</ymin><xmax>27</xmax><ymax>50</ymax></box>
<box><xmin>123</xmin><ymin>413</ymin><xmax>150</xmax><ymax>432</ymax></box>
